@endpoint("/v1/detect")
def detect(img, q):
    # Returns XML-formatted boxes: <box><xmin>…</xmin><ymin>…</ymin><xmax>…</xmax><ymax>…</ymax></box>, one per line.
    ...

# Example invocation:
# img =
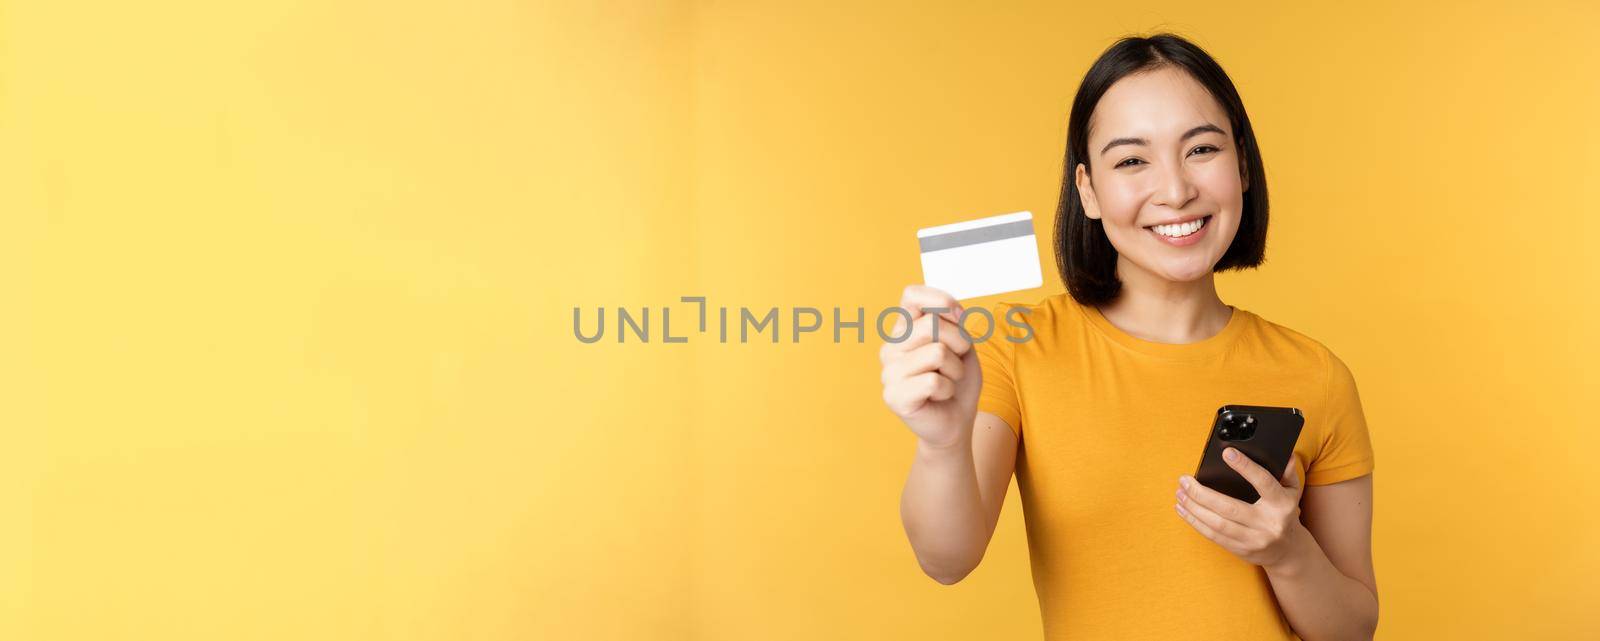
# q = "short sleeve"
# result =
<box><xmin>1305</xmin><ymin>351</ymin><xmax>1376</xmax><ymax>486</ymax></box>
<box><xmin>974</xmin><ymin>302</ymin><xmax>1023</xmax><ymax>439</ymax></box>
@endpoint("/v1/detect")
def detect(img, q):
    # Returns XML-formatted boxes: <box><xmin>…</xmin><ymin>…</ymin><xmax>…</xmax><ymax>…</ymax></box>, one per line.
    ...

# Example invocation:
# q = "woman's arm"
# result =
<box><xmin>899</xmin><ymin>412</ymin><xmax>1018</xmax><ymax>584</ymax></box>
<box><xmin>1264</xmin><ymin>474</ymin><xmax>1378</xmax><ymax>641</ymax></box>
<box><xmin>1175</xmin><ymin>451</ymin><xmax>1377</xmax><ymax>641</ymax></box>
<box><xmin>880</xmin><ymin>286</ymin><xmax>1019</xmax><ymax>585</ymax></box>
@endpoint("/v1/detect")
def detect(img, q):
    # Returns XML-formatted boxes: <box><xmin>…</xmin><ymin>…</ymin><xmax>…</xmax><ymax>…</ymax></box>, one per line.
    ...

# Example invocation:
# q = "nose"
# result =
<box><xmin>1152</xmin><ymin>159</ymin><xmax>1199</xmax><ymax>210</ymax></box>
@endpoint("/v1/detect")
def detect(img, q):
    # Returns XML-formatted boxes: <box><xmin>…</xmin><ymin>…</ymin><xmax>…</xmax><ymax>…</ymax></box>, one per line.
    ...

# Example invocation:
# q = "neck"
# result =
<box><xmin>1096</xmin><ymin>256</ymin><xmax>1233</xmax><ymax>344</ymax></box>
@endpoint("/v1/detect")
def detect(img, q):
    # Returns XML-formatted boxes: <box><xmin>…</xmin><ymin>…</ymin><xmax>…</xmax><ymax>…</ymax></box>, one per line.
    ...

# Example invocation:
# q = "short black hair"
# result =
<box><xmin>1054</xmin><ymin>32</ymin><xmax>1269</xmax><ymax>306</ymax></box>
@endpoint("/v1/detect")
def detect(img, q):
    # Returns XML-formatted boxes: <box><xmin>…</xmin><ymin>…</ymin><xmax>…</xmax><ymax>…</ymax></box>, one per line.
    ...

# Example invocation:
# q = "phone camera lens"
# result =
<box><xmin>1232</xmin><ymin>414</ymin><xmax>1257</xmax><ymax>440</ymax></box>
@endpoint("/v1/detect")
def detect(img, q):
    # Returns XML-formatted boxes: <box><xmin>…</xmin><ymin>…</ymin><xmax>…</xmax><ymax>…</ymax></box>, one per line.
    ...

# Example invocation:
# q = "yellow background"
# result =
<box><xmin>5</xmin><ymin>1</ymin><xmax>1598</xmax><ymax>639</ymax></box>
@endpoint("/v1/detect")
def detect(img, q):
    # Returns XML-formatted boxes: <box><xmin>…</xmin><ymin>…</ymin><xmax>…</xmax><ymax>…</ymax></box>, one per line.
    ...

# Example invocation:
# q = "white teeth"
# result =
<box><xmin>1152</xmin><ymin>216</ymin><xmax>1206</xmax><ymax>238</ymax></box>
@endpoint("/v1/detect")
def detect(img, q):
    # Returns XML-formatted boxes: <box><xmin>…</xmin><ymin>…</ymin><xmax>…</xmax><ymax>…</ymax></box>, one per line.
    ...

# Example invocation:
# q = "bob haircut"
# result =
<box><xmin>1055</xmin><ymin>33</ymin><xmax>1269</xmax><ymax>306</ymax></box>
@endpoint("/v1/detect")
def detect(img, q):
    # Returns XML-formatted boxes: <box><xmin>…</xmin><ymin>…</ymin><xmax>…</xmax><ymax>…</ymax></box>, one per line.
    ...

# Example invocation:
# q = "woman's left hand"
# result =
<box><xmin>1175</xmin><ymin>448</ymin><xmax>1309</xmax><ymax>570</ymax></box>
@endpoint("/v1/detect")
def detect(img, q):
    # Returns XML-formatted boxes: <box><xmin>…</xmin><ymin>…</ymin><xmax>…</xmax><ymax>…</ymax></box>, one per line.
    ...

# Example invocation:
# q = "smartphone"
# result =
<box><xmin>1194</xmin><ymin>405</ymin><xmax>1305</xmax><ymax>503</ymax></box>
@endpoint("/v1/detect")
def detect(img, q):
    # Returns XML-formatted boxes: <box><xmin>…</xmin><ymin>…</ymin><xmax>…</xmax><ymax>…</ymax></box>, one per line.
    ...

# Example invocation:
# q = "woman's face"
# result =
<box><xmin>1076</xmin><ymin>66</ymin><xmax>1248</xmax><ymax>285</ymax></box>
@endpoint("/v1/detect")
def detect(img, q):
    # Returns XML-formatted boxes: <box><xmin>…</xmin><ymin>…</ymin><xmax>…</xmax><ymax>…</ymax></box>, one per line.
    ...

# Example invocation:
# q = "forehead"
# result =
<box><xmin>1089</xmin><ymin>66</ymin><xmax>1230</xmax><ymax>141</ymax></box>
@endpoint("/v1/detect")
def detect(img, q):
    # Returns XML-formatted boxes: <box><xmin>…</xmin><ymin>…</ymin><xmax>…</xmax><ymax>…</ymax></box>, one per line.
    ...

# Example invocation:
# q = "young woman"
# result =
<box><xmin>880</xmin><ymin>34</ymin><xmax>1377</xmax><ymax>640</ymax></box>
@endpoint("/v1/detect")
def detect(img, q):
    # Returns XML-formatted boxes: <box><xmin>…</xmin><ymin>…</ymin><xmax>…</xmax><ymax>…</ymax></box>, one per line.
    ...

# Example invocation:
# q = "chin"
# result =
<box><xmin>1160</xmin><ymin>270</ymin><xmax>1212</xmax><ymax>283</ymax></box>
<box><xmin>1153</xmin><ymin>259</ymin><xmax>1219</xmax><ymax>283</ymax></box>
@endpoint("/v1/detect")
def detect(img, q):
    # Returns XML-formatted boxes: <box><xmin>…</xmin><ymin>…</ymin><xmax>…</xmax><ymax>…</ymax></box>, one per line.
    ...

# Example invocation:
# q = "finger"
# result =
<box><xmin>881</xmin><ymin>311</ymin><xmax>960</xmax><ymax>359</ymax></box>
<box><xmin>899</xmin><ymin>285</ymin><xmax>964</xmax><ymax>323</ymax></box>
<box><xmin>899</xmin><ymin>312</ymin><xmax>973</xmax><ymax>356</ymax></box>
<box><xmin>911</xmin><ymin>371</ymin><xmax>957</xmax><ymax>402</ymax></box>
<box><xmin>1175</xmin><ymin>502</ymin><xmax>1247</xmax><ymax>553</ymax></box>
<box><xmin>885</xmin><ymin>313</ymin><xmax>909</xmax><ymax>351</ymax></box>
<box><xmin>1179</xmin><ymin>475</ymin><xmax>1255</xmax><ymax>527</ymax></box>
<box><xmin>1223</xmin><ymin>447</ymin><xmax>1284</xmax><ymax>500</ymax></box>
<box><xmin>882</xmin><ymin>371</ymin><xmax>955</xmax><ymax>415</ymax></box>
<box><xmin>1177</xmin><ymin>488</ymin><xmax>1252</xmax><ymax>546</ymax></box>
<box><xmin>882</xmin><ymin>343</ymin><xmax>963</xmax><ymax>385</ymax></box>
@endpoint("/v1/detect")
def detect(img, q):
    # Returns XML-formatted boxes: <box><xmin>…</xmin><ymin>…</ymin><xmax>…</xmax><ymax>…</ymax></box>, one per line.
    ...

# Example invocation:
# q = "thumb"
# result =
<box><xmin>1282</xmin><ymin>453</ymin><xmax>1305</xmax><ymax>492</ymax></box>
<box><xmin>957</xmin><ymin>347</ymin><xmax>982</xmax><ymax>390</ymax></box>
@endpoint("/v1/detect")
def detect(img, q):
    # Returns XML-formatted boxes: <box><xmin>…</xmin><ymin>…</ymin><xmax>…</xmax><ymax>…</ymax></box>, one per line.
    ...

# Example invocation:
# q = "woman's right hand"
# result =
<box><xmin>879</xmin><ymin>285</ymin><xmax>983</xmax><ymax>449</ymax></box>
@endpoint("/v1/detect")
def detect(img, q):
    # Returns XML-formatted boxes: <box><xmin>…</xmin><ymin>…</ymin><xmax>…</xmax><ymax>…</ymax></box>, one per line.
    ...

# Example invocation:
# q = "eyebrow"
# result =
<box><xmin>1099</xmin><ymin>123</ymin><xmax>1227</xmax><ymax>156</ymax></box>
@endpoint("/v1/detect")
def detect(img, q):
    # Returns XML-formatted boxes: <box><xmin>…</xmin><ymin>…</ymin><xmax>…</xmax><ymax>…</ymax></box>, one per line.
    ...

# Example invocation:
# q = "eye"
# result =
<box><xmin>1116</xmin><ymin>145</ymin><xmax>1219</xmax><ymax>169</ymax></box>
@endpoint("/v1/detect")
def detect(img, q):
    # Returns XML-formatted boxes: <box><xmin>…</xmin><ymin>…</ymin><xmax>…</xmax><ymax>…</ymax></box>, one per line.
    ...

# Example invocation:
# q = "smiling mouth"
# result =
<box><xmin>1146</xmin><ymin>215</ymin><xmax>1211</xmax><ymax>239</ymax></box>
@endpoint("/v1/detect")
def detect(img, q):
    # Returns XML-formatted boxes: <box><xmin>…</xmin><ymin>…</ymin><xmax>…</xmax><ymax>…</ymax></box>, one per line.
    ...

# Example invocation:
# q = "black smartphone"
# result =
<box><xmin>1194</xmin><ymin>405</ymin><xmax>1305</xmax><ymax>503</ymax></box>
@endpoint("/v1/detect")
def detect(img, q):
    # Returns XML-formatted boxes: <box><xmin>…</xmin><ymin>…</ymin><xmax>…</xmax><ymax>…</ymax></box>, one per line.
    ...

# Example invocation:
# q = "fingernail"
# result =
<box><xmin>1179</xmin><ymin>476</ymin><xmax>1191</xmax><ymax>489</ymax></box>
<box><xmin>1224</xmin><ymin>448</ymin><xmax>1237</xmax><ymax>461</ymax></box>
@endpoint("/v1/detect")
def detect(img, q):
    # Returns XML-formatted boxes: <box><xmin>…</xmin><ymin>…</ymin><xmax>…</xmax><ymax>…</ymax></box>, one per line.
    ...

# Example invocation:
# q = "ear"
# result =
<box><xmin>1075</xmin><ymin>163</ymin><xmax>1102</xmax><ymax>220</ymax></box>
<box><xmin>1238</xmin><ymin>153</ymin><xmax>1250</xmax><ymax>193</ymax></box>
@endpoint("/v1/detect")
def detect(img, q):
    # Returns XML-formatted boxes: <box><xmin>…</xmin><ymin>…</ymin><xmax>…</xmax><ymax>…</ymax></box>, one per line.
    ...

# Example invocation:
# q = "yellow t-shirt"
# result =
<box><xmin>974</xmin><ymin>293</ymin><xmax>1375</xmax><ymax>641</ymax></box>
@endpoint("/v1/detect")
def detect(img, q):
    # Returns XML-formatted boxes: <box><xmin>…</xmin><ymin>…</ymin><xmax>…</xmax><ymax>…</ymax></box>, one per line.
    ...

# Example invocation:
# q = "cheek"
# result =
<box><xmin>1196</xmin><ymin>162</ymin><xmax>1244</xmax><ymax>203</ymax></box>
<box><xmin>1096</xmin><ymin>181</ymin><xmax>1146</xmax><ymax>227</ymax></box>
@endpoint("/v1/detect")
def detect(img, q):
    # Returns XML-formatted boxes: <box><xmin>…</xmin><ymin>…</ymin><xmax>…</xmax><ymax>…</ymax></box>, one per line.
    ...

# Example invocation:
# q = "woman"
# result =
<box><xmin>880</xmin><ymin>34</ymin><xmax>1377</xmax><ymax>640</ymax></box>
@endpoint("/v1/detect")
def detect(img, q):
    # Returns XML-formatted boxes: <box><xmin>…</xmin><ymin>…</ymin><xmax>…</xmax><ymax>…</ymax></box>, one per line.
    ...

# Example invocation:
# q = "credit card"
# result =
<box><xmin>917</xmin><ymin>211</ymin><xmax>1043</xmax><ymax>301</ymax></box>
